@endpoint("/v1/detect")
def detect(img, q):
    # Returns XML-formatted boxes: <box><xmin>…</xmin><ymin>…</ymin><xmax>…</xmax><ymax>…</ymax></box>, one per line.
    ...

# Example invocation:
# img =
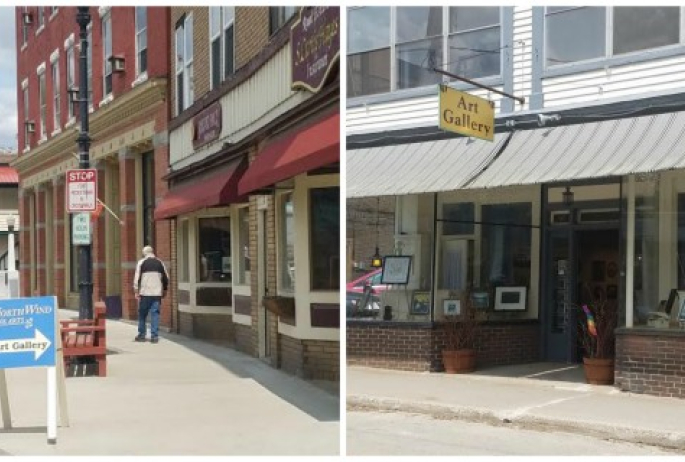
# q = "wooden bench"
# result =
<box><xmin>60</xmin><ymin>302</ymin><xmax>107</xmax><ymax>377</ymax></box>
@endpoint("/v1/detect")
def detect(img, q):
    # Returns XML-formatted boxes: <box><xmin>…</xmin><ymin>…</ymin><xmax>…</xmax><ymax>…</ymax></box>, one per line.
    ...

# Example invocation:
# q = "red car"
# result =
<box><xmin>346</xmin><ymin>268</ymin><xmax>388</xmax><ymax>295</ymax></box>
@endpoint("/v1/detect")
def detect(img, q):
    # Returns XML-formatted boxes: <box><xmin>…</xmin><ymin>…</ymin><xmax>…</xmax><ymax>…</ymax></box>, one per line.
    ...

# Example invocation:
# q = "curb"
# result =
<box><xmin>348</xmin><ymin>395</ymin><xmax>685</xmax><ymax>452</ymax></box>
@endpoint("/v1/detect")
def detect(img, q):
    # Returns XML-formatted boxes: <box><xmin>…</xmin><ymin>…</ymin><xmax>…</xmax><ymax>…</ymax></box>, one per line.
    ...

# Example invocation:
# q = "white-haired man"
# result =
<box><xmin>133</xmin><ymin>246</ymin><xmax>169</xmax><ymax>343</ymax></box>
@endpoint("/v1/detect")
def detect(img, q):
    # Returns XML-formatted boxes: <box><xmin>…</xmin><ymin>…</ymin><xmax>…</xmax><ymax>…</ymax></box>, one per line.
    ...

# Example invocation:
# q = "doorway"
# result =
<box><xmin>545</xmin><ymin>227</ymin><xmax>619</xmax><ymax>362</ymax></box>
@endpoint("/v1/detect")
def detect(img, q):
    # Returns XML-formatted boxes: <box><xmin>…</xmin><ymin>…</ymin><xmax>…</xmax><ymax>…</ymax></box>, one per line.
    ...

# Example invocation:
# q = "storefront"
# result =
<box><xmin>347</xmin><ymin>110</ymin><xmax>685</xmax><ymax>397</ymax></box>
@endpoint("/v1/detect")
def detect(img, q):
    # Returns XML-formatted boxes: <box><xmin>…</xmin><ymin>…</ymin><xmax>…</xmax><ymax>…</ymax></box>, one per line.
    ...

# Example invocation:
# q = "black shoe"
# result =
<box><xmin>134</xmin><ymin>335</ymin><xmax>146</xmax><ymax>342</ymax></box>
<box><xmin>151</xmin><ymin>337</ymin><xmax>159</xmax><ymax>344</ymax></box>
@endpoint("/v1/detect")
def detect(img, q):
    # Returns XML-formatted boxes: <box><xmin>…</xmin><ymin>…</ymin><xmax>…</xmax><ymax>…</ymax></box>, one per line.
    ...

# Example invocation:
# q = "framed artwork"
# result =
<box><xmin>410</xmin><ymin>291</ymin><xmax>430</xmax><ymax>315</ymax></box>
<box><xmin>443</xmin><ymin>299</ymin><xmax>461</xmax><ymax>316</ymax></box>
<box><xmin>471</xmin><ymin>291</ymin><xmax>490</xmax><ymax>310</ymax></box>
<box><xmin>591</xmin><ymin>261</ymin><xmax>606</xmax><ymax>282</ymax></box>
<box><xmin>381</xmin><ymin>256</ymin><xmax>412</xmax><ymax>285</ymax></box>
<box><xmin>494</xmin><ymin>287</ymin><xmax>527</xmax><ymax>311</ymax></box>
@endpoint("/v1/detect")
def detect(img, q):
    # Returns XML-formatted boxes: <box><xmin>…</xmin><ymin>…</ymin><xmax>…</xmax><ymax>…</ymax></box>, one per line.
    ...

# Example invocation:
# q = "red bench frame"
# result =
<box><xmin>60</xmin><ymin>302</ymin><xmax>107</xmax><ymax>377</ymax></box>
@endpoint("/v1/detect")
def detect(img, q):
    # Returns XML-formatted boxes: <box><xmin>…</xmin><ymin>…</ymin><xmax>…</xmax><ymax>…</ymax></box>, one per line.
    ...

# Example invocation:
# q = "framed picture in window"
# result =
<box><xmin>381</xmin><ymin>256</ymin><xmax>412</xmax><ymax>285</ymax></box>
<box><xmin>679</xmin><ymin>292</ymin><xmax>685</xmax><ymax>323</ymax></box>
<box><xmin>410</xmin><ymin>291</ymin><xmax>430</xmax><ymax>315</ymax></box>
<box><xmin>443</xmin><ymin>299</ymin><xmax>461</xmax><ymax>316</ymax></box>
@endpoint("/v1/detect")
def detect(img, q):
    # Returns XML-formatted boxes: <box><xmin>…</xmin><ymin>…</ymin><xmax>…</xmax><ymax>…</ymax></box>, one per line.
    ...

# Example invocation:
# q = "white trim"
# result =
<box><xmin>131</xmin><ymin>71</ymin><xmax>148</xmax><ymax>88</ymax></box>
<box><xmin>233</xmin><ymin>313</ymin><xmax>252</xmax><ymax>326</ymax></box>
<box><xmin>35</xmin><ymin>25</ymin><xmax>45</xmax><ymax>36</ymax></box>
<box><xmin>50</xmin><ymin>49</ymin><xmax>59</xmax><ymax>64</ymax></box>
<box><xmin>99</xmin><ymin>93</ymin><xmax>114</xmax><ymax>108</ymax></box>
<box><xmin>50</xmin><ymin>128</ymin><xmax>62</xmax><ymax>137</ymax></box>
<box><xmin>21</xmin><ymin>44</ymin><xmax>28</xmax><ymax>53</ymax></box>
<box><xmin>65</xmin><ymin>117</ymin><xmax>76</xmax><ymax>128</ymax></box>
<box><xmin>63</xmin><ymin>33</ymin><xmax>74</xmax><ymax>50</ymax></box>
<box><xmin>49</xmin><ymin>7</ymin><xmax>58</xmax><ymax>20</ymax></box>
<box><xmin>98</xmin><ymin>6</ymin><xmax>111</xmax><ymax>18</ymax></box>
<box><xmin>36</xmin><ymin>62</ymin><xmax>46</xmax><ymax>75</ymax></box>
<box><xmin>177</xmin><ymin>305</ymin><xmax>232</xmax><ymax>315</ymax></box>
<box><xmin>21</xmin><ymin>78</ymin><xmax>29</xmax><ymax>90</ymax></box>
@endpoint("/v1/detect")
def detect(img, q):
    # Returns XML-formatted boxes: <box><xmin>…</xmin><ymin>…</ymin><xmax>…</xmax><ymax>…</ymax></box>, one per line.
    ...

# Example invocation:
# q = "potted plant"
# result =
<box><xmin>578</xmin><ymin>296</ymin><xmax>618</xmax><ymax>385</ymax></box>
<box><xmin>442</xmin><ymin>288</ymin><xmax>485</xmax><ymax>373</ymax></box>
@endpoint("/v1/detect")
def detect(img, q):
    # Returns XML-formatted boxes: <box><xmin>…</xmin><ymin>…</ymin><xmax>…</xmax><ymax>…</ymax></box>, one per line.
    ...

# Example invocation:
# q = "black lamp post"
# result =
<box><xmin>76</xmin><ymin>6</ymin><xmax>93</xmax><ymax>320</ymax></box>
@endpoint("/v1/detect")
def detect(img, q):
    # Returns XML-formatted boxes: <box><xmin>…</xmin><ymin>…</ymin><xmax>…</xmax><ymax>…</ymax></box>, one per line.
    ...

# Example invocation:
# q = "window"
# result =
<box><xmin>175</xmin><ymin>14</ymin><xmax>194</xmax><ymax>115</ymax></box>
<box><xmin>237</xmin><ymin>207</ymin><xmax>250</xmax><ymax>285</ymax></box>
<box><xmin>66</xmin><ymin>44</ymin><xmax>75</xmax><ymax>119</ymax></box>
<box><xmin>178</xmin><ymin>220</ymin><xmax>189</xmax><ymax>283</ymax></box>
<box><xmin>135</xmin><ymin>7</ymin><xmax>148</xmax><ymax>76</ymax></box>
<box><xmin>269</xmin><ymin>7</ymin><xmax>297</xmax><ymax>35</ymax></box>
<box><xmin>21</xmin><ymin>7</ymin><xmax>29</xmax><ymax>46</ymax></box>
<box><xmin>546</xmin><ymin>7</ymin><xmax>681</xmax><ymax>68</ymax></box>
<box><xmin>480</xmin><ymin>203</ymin><xmax>532</xmax><ymax>291</ymax></box>
<box><xmin>141</xmin><ymin>152</ymin><xmax>155</xmax><ymax>247</ymax></box>
<box><xmin>23</xmin><ymin>85</ymin><xmax>29</xmax><ymax>150</ymax></box>
<box><xmin>52</xmin><ymin>58</ymin><xmax>60</xmax><ymax>131</ymax></box>
<box><xmin>37</xmin><ymin>7</ymin><xmax>45</xmax><ymax>29</ymax></box>
<box><xmin>198</xmin><ymin>217</ymin><xmax>231</xmax><ymax>283</ymax></box>
<box><xmin>347</xmin><ymin>6</ymin><xmax>503</xmax><ymax>97</ymax></box>
<box><xmin>442</xmin><ymin>202</ymin><xmax>475</xmax><ymax>235</ymax></box>
<box><xmin>347</xmin><ymin>7</ymin><xmax>391</xmax><ymax>97</ymax></box>
<box><xmin>38</xmin><ymin>70</ymin><xmax>47</xmax><ymax>139</ymax></box>
<box><xmin>310</xmin><ymin>188</ymin><xmax>340</xmax><ymax>291</ymax></box>
<box><xmin>279</xmin><ymin>193</ymin><xmax>295</xmax><ymax>292</ymax></box>
<box><xmin>210</xmin><ymin>7</ymin><xmax>236</xmax><ymax>90</ymax></box>
<box><xmin>102</xmin><ymin>11</ymin><xmax>112</xmax><ymax>96</ymax></box>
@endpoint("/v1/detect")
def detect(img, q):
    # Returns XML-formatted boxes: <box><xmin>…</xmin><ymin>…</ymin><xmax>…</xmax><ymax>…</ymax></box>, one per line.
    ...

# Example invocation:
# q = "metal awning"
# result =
<box><xmin>346</xmin><ymin>134</ymin><xmax>509</xmax><ymax>198</ymax></box>
<box><xmin>470</xmin><ymin>111</ymin><xmax>685</xmax><ymax>189</ymax></box>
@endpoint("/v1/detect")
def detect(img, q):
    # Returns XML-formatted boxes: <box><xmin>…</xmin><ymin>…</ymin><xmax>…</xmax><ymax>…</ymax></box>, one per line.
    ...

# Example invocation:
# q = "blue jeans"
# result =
<box><xmin>138</xmin><ymin>296</ymin><xmax>161</xmax><ymax>338</ymax></box>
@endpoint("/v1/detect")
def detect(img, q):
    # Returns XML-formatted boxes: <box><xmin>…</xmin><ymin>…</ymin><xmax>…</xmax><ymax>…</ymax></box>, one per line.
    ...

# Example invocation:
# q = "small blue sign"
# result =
<box><xmin>0</xmin><ymin>296</ymin><xmax>56</xmax><ymax>369</ymax></box>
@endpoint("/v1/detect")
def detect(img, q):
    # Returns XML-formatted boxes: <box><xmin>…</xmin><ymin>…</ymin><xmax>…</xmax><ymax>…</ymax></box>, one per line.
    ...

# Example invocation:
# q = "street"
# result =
<box><xmin>347</xmin><ymin>411</ymin><xmax>675</xmax><ymax>456</ymax></box>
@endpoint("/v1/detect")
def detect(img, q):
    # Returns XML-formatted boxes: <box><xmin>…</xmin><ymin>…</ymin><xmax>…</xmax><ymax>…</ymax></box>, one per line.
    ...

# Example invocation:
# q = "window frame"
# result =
<box><xmin>51</xmin><ymin>56</ymin><xmax>61</xmax><ymax>133</ymax></box>
<box><xmin>175</xmin><ymin>13</ymin><xmax>194</xmax><ymax>115</ymax></box>
<box><xmin>269</xmin><ymin>6</ymin><xmax>298</xmax><ymax>36</ymax></box>
<box><xmin>66</xmin><ymin>43</ymin><xmax>75</xmax><ymax>120</ymax></box>
<box><xmin>196</xmin><ymin>215</ymin><xmax>232</xmax><ymax>284</ymax></box>
<box><xmin>22</xmin><ymin>80</ymin><xmax>30</xmax><ymax>151</ymax></box>
<box><xmin>135</xmin><ymin>6</ymin><xmax>148</xmax><ymax>77</ymax></box>
<box><xmin>347</xmin><ymin>6</ymin><xmax>511</xmax><ymax>107</ymax></box>
<box><xmin>102</xmin><ymin>11</ymin><xmax>113</xmax><ymax>97</ymax></box>
<box><xmin>223</xmin><ymin>6</ymin><xmax>236</xmax><ymax>79</ymax></box>
<box><xmin>541</xmin><ymin>6</ymin><xmax>685</xmax><ymax>79</ymax></box>
<box><xmin>276</xmin><ymin>190</ymin><xmax>296</xmax><ymax>295</ymax></box>
<box><xmin>21</xmin><ymin>7</ymin><xmax>29</xmax><ymax>47</ymax></box>
<box><xmin>37</xmin><ymin>66</ymin><xmax>47</xmax><ymax>141</ymax></box>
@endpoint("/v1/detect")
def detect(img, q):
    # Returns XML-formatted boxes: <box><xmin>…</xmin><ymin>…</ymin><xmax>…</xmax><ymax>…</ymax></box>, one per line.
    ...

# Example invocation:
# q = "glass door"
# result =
<box><xmin>546</xmin><ymin>229</ymin><xmax>575</xmax><ymax>362</ymax></box>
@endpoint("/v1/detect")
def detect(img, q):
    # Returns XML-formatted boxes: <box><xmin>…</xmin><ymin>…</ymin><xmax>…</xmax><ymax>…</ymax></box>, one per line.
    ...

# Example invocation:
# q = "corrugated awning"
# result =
<box><xmin>154</xmin><ymin>158</ymin><xmax>247</xmax><ymax>220</ymax></box>
<box><xmin>471</xmin><ymin>111</ymin><xmax>685</xmax><ymax>188</ymax></box>
<box><xmin>346</xmin><ymin>134</ymin><xmax>508</xmax><ymax>198</ymax></box>
<box><xmin>0</xmin><ymin>167</ymin><xmax>18</xmax><ymax>184</ymax></box>
<box><xmin>238</xmin><ymin>111</ymin><xmax>339</xmax><ymax>195</ymax></box>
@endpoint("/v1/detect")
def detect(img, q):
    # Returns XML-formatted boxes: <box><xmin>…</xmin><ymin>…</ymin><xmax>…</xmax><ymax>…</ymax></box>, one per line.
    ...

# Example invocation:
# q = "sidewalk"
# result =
<box><xmin>347</xmin><ymin>364</ymin><xmax>685</xmax><ymax>452</ymax></box>
<box><xmin>0</xmin><ymin>309</ymin><xmax>340</xmax><ymax>456</ymax></box>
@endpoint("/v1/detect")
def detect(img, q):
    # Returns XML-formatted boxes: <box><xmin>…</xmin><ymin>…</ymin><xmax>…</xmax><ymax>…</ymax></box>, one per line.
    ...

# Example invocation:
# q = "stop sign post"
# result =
<box><xmin>66</xmin><ymin>169</ymin><xmax>97</xmax><ymax>213</ymax></box>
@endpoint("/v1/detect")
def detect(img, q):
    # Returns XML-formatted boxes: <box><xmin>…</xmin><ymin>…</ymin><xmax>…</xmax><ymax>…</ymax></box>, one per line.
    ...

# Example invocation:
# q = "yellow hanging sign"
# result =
<box><xmin>438</xmin><ymin>85</ymin><xmax>495</xmax><ymax>142</ymax></box>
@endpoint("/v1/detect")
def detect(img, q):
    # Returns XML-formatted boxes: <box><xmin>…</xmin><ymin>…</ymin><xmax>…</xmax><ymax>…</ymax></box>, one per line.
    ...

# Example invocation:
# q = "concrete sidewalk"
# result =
<box><xmin>347</xmin><ymin>365</ymin><xmax>685</xmax><ymax>452</ymax></box>
<box><xmin>0</xmin><ymin>310</ymin><xmax>340</xmax><ymax>456</ymax></box>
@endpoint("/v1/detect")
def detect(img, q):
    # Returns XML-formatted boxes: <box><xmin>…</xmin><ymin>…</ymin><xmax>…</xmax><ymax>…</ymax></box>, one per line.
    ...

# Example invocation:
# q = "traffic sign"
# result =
<box><xmin>0</xmin><ymin>296</ymin><xmax>56</xmax><ymax>369</ymax></box>
<box><xmin>66</xmin><ymin>169</ymin><xmax>98</xmax><ymax>212</ymax></box>
<box><xmin>71</xmin><ymin>213</ymin><xmax>91</xmax><ymax>245</ymax></box>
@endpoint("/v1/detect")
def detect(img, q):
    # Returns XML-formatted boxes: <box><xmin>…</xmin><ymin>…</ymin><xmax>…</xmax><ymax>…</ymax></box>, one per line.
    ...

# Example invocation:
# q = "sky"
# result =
<box><xmin>0</xmin><ymin>7</ymin><xmax>16</xmax><ymax>150</ymax></box>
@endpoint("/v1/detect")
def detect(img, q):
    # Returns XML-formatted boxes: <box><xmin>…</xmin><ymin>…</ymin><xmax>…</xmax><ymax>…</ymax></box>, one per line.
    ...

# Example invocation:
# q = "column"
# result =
<box><xmin>52</xmin><ymin>177</ymin><xmax>66</xmax><ymax>308</ymax></box>
<box><xmin>118</xmin><ymin>148</ymin><xmax>139</xmax><ymax>320</ymax></box>
<box><xmin>91</xmin><ymin>160</ymin><xmax>107</xmax><ymax>302</ymax></box>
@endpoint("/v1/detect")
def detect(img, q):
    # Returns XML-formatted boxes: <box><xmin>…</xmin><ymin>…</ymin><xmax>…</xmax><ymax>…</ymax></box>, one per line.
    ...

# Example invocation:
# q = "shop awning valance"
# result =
<box><xmin>154</xmin><ymin>158</ymin><xmax>247</xmax><ymax>220</ymax></box>
<box><xmin>0</xmin><ymin>167</ymin><xmax>18</xmax><ymax>184</ymax></box>
<box><xmin>346</xmin><ymin>134</ymin><xmax>509</xmax><ymax>198</ymax></box>
<box><xmin>470</xmin><ymin>111</ymin><xmax>685</xmax><ymax>189</ymax></box>
<box><xmin>238</xmin><ymin>111</ymin><xmax>339</xmax><ymax>195</ymax></box>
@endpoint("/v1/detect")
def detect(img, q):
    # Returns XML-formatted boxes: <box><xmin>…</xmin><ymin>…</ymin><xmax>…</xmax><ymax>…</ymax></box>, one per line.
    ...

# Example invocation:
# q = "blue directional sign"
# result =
<box><xmin>0</xmin><ymin>296</ymin><xmax>56</xmax><ymax>369</ymax></box>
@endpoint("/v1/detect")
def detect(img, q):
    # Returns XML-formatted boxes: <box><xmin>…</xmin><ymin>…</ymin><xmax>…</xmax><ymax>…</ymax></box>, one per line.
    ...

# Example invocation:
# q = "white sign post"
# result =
<box><xmin>66</xmin><ymin>169</ymin><xmax>97</xmax><ymax>213</ymax></box>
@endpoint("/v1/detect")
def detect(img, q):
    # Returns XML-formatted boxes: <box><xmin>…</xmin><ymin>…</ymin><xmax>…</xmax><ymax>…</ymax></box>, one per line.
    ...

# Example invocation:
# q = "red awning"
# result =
<box><xmin>154</xmin><ymin>158</ymin><xmax>247</xmax><ymax>220</ymax></box>
<box><xmin>238</xmin><ymin>111</ymin><xmax>339</xmax><ymax>195</ymax></box>
<box><xmin>0</xmin><ymin>167</ymin><xmax>18</xmax><ymax>184</ymax></box>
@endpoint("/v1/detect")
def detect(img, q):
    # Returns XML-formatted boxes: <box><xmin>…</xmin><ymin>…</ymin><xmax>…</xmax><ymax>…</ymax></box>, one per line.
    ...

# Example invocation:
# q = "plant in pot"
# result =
<box><xmin>442</xmin><ymin>288</ymin><xmax>485</xmax><ymax>374</ymax></box>
<box><xmin>578</xmin><ymin>295</ymin><xmax>618</xmax><ymax>385</ymax></box>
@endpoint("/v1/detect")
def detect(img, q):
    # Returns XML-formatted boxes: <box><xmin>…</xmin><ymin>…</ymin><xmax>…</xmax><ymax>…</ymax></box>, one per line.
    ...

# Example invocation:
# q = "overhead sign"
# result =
<box><xmin>0</xmin><ymin>296</ymin><xmax>56</xmax><ymax>369</ymax></box>
<box><xmin>71</xmin><ymin>213</ymin><xmax>91</xmax><ymax>245</ymax></box>
<box><xmin>192</xmin><ymin>102</ymin><xmax>222</xmax><ymax>149</ymax></box>
<box><xmin>439</xmin><ymin>85</ymin><xmax>495</xmax><ymax>142</ymax></box>
<box><xmin>291</xmin><ymin>6</ymin><xmax>340</xmax><ymax>93</ymax></box>
<box><xmin>66</xmin><ymin>169</ymin><xmax>97</xmax><ymax>212</ymax></box>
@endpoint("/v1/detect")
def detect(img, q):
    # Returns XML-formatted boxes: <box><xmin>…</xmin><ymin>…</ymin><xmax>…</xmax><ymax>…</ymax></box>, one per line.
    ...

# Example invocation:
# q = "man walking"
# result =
<box><xmin>133</xmin><ymin>246</ymin><xmax>169</xmax><ymax>343</ymax></box>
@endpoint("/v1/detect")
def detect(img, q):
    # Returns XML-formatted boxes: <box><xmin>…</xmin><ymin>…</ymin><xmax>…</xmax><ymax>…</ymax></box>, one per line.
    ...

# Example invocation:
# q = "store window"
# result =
<box><xmin>546</xmin><ymin>7</ymin><xmax>680</xmax><ymax>68</ymax></box>
<box><xmin>347</xmin><ymin>6</ymin><xmax>503</xmax><ymax>97</ymax></box>
<box><xmin>198</xmin><ymin>217</ymin><xmax>231</xmax><ymax>283</ymax></box>
<box><xmin>135</xmin><ymin>7</ymin><xmax>148</xmax><ymax>76</ymax></box>
<box><xmin>141</xmin><ymin>152</ymin><xmax>155</xmax><ymax>247</ymax></box>
<box><xmin>442</xmin><ymin>202</ymin><xmax>475</xmax><ymax>235</ymax></box>
<box><xmin>237</xmin><ymin>206</ymin><xmax>250</xmax><ymax>285</ymax></box>
<box><xmin>279</xmin><ymin>193</ymin><xmax>295</xmax><ymax>292</ymax></box>
<box><xmin>178</xmin><ymin>220</ymin><xmax>189</xmax><ymax>283</ymax></box>
<box><xmin>310</xmin><ymin>188</ymin><xmax>340</xmax><ymax>291</ymax></box>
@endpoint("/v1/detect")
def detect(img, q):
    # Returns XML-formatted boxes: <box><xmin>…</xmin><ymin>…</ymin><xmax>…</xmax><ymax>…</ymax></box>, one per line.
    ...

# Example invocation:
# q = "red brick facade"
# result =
<box><xmin>615</xmin><ymin>329</ymin><xmax>685</xmax><ymax>399</ymax></box>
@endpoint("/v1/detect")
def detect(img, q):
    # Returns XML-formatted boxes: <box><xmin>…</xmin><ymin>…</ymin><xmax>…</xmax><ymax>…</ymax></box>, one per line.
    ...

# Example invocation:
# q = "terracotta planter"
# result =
<box><xmin>443</xmin><ymin>349</ymin><xmax>476</xmax><ymax>374</ymax></box>
<box><xmin>583</xmin><ymin>357</ymin><xmax>615</xmax><ymax>385</ymax></box>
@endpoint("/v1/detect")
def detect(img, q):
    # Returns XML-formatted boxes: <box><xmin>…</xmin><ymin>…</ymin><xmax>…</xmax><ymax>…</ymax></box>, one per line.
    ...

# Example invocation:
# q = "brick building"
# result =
<box><xmin>155</xmin><ymin>7</ymin><xmax>340</xmax><ymax>380</ymax></box>
<box><xmin>12</xmin><ymin>7</ymin><xmax>173</xmax><ymax>325</ymax></box>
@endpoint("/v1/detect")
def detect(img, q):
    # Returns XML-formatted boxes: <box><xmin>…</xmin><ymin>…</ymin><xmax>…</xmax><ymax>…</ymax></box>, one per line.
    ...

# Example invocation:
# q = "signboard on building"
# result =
<box><xmin>66</xmin><ymin>169</ymin><xmax>98</xmax><ymax>212</ymax></box>
<box><xmin>71</xmin><ymin>213</ymin><xmax>91</xmax><ymax>245</ymax></box>
<box><xmin>438</xmin><ymin>85</ymin><xmax>495</xmax><ymax>142</ymax></box>
<box><xmin>192</xmin><ymin>102</ymin><xmax>222</xmax><ymax>149</ymax></box>
<box><xmin>0</xmin><ymin>296</ymin><xmax>56</xmax><ymax>369</ymax></box>
<box><xmin>291</xmin><ymin>6</ymin><xmax>340</xmax><ymax>93</ymax></box>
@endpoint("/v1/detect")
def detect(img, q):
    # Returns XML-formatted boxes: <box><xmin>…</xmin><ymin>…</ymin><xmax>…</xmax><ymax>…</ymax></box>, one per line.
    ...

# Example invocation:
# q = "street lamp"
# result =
<box><xmin>76</xmin><ymin>6</ymin><xmax>93</xmax><ymax>320</ymax></box>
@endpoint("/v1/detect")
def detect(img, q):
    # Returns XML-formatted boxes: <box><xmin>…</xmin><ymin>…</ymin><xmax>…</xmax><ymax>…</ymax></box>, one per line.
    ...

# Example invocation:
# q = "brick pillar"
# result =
<box><xmin>19</xmin><ymin>189</ymin><xmax>31</xmax><ymax>297</ymax></box>
<box><xmin>91</xmin><ymin>163</ymin><xmax>107</xmax><ymax>303</ymax></box>
<box><xmin>153</xmin><ymin>138</ymin><xmax>172</xmax><ymax>330</ymax></box>
<box><xmin>118</xmin><ymin>149</ymin><xmax>138</xmax><ymax>320</ymax></box>
<box><xmin>52</xmin><ymin>178</ymin><xmax>66</xmax><ymax>308</ymax></box>
<box><xmin>35</xmin><ymin>186</ymin><xmax>46</xmax><ymax>296</ymax></box>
